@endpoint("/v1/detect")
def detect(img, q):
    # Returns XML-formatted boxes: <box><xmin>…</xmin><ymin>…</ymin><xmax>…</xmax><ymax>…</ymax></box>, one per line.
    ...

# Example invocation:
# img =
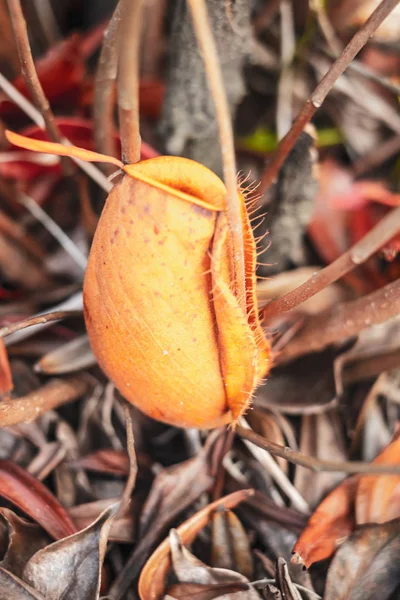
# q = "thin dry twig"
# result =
<box><xmin>263</xmin><ymin>206</ymin><xmax>400</xmax><ymax>319</ymax></box>
<box><xmin>18</xmin><ymin>193</ymin><xmax>88</xmax><ymax>271</ymax></box>
<box><xmin>0</xmin><ymin>376</ymin><xmax>89</xmax><ymax>427</ymax></box>
<box><xmin>6</xmin><ymin>0</ymin><xmax>63</xmax><ymax>146</ymax></box>
<box><xmin>259</xmin><ymin>0</ymin><xmax>400</xmax><ymax>193</ymax></box>
<box><xmin>187</xmin><ymin>0</ymin><xmax>246</xmax><ymax>309</ymax></box>
<box><xmin>117</xmin><ymin>0</ymin><xmax>143</xmax><ymax>164</ymax></box>
<box><xmin>276</xmin><ymin>277</ymin><xmax>400</xmax><ymax>363</ymax></box>
<box><xmin>237</xmin><ymin>422</ymin><xmax>400</xmax><ymax>474</ymax></box>
<box><xmin>0</xmin><ymin>310</ymin><xmax>82</xmax><ymax>339</ymax></box>
<box><xmin>94</xmin><ymin>3</ymin><xmax>121</xmax><ymax>165</ymax></box>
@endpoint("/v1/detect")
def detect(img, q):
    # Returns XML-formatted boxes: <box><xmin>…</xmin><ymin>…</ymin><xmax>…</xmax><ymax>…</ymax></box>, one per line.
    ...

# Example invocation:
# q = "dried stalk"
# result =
<box><xmin>259</xmin><ymin>0</ymin><xmax>400</xmax><ymax>193</ymax></box>
<box><xmin>117</xmin><ymin>0</ymin><xmax>143</xmax><ymax>164</ymax></box>
<box><xmin>277</xmin><ymin>277</ymin><xmax>400</xmax><ymax>364</ymax></box>
<box><xmin>94</xmin><ymin>3</ymin><xmax>121</xmax><ymax>165</ymax></box>
<box><xmin>6</xmin><ymin>0</ymin><xmax>63</xmax><ymax>145</ymax></box>
<box><xmin>0</xmin><ymin>376</ymin><xmax>89</xmax><ymax>427</ymax></box>
<box><xmin>263</xmin><ymin>206</ymin><xmax>400</xmax><ymax>319</ymax></box>
<box><xmin>237</xmin><ymin>423</ymin><xmax>400</xmax><ymax>474</ymax></box>
<box><xmin>187</xmin><ymin>0</ymin><xmax>246</xmax><ymax>309</ymax></box>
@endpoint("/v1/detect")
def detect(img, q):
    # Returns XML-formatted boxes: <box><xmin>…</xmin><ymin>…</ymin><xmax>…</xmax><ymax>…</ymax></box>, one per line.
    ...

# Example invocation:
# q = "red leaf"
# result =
<box><xmin>0</xmin><ymin>461</ymin><xmax>77</xmax><ymax>540</ymax></box>
<box><xmin>0</xmin><ymin>35</ymin><xmax>85</xmax><ymax>119</ymax></box>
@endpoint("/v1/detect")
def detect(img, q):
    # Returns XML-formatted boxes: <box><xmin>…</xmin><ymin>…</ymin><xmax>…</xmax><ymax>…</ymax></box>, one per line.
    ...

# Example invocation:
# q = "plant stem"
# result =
<box><xmin>117</xmin><ymin>0</ymin><xmax>143</xmax><ymax>164</ymax></box>
<box><xmin>187</xmin><ymin>0</ymin><xmax>246</xmax><ymax>309</ymax></box>
<box><xmin>259</xmin><ymin>0</ymin><xmax>400</xmax><ymax>193</ymax></box>
<box><xmin>237</xmin><ymin>422</ymin><xmax>400</xmax><ymax>474</ymax></box>
<box><xmin>6</xmin><ymin>0</ymin><xmax>63</xmax><ymax>146</ymax></box>
<box><xmin>94</xmin><ymin>3</ymin><xmax>121</xmax><ymax>168</ymax></box>
<box><xmin>276</xmin><ymin>278</ymin><xmax>400</xmax><ymax>364</ymax></box>
<box><xmin>263</xmin><ymin>206</ymin><xmax>400</xmax><ymax>319</ymax></box>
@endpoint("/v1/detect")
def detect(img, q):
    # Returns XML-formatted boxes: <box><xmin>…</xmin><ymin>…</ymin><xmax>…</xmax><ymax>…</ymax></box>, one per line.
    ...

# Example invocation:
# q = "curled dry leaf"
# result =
<box><xmin>22</xmin><ymin>503</ymin><xmax>118</xmax><ymax>600</ymax></box>
<box><xmin>324</xmin><ymin>519</ymin><xmax>400</xmax><ymax>600</ymax></box>
<box><xmin>6</xmin><ymin>130</ymin><xmax>270</xmax><ymax>429</ymax></box>
<box><xmin>0</xmin><ymin>460</ymin><xmax>77</xmax><ymax>540</ymax></box>
<box><xmin>291</xmin><ymin>475</ymin><xmax>358</xmax><ymax>568</ymax></box>
<box><xmin>138</xmin><ymin>489</ymin><xmax>254</xmax><ymax>600</ymax></box>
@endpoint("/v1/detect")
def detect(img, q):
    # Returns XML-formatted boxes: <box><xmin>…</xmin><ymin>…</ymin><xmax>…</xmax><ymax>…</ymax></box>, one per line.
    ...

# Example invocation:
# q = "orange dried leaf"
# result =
<box><xmin>356</xmin><ymin>436</ymin><xmax>400</xmax><ymax>524</ymax></box>
<box><xmin>292</xmin><ymin>476</ymin><xmax>358</xmax><ymax>568</ymax></box>
<box><xmin>0</xmin><ymin>339</ymin><xmax>13</xmax><ymax>395</ymax></box>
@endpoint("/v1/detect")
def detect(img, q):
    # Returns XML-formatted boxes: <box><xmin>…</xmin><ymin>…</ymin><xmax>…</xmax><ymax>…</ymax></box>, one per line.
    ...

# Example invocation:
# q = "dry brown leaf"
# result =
<box><xmin>0</xmin><ymin>567</ymin><xmax>45</xmax><ymax>600</ymax></box>
<box><xmin>0</xmin><ymin>508</ymin><xmax>48</xmax><ymax>578</ymax></box>
<box><xmin>324</xmin><ymin>519</ymin><xmax>400</xmax><ymax>600</ymax></box>
<box><xmin>23</xmin><ymin>503</ymin><xmax>118</xmax><ymax>600</ymax></box>
<box><xmin>256</xmin><ymin>349</ymin><xmax>337</xmax><ymax>415</ymax></box>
